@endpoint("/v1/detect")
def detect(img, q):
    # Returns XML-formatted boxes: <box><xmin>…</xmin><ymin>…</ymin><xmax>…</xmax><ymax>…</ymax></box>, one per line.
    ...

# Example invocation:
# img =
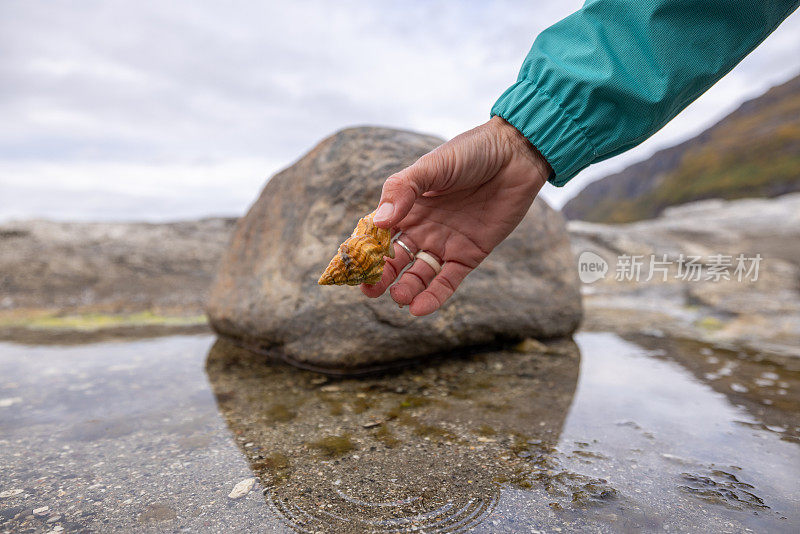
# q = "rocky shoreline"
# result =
<box><xmin>0</xmin><ymin>217</ymin><xmax>235</xmax><ymax>342</ymax></box>
<box><xmin>570</xmin><ymin>193</ymin><xmax>800</xmax><ymax>363</ymax></box>
<box><xmin>1</xmin><ymin>195</ymin><xmax>798</xmax><ymax>362</ymax></box>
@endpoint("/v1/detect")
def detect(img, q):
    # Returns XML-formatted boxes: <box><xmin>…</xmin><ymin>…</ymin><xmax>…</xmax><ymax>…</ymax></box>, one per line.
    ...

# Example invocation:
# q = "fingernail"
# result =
<box><xmin>374</xmin><ymin>202</ymin><xmax>394</xmax><ymax>223</ymax></box>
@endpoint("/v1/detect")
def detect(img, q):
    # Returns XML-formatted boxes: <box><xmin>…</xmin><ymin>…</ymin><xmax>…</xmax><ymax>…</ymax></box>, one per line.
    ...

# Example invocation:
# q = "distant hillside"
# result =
<box><xmin>562</xmin><ymin>74</ymin><xmax>800</xmax><ymax>223</ymax></box>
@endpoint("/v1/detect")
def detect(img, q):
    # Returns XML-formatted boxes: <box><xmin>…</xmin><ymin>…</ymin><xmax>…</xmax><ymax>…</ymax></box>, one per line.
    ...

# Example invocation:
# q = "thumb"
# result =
<box><xmin>372</xmin><ymin>152</ymin><xmax>444</xmax><ymax>228</ymax></box>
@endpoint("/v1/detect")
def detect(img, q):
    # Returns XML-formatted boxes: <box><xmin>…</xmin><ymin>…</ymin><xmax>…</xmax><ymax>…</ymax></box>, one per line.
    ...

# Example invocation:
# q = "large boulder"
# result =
<box><xmin>206</xmin><ymin>127</ymin><xmax>581</xmax><ymax>373</ymax></box>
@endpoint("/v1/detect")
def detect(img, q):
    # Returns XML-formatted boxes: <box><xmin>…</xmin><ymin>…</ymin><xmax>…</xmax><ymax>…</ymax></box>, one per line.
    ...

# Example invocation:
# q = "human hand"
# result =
<box><xmin>361</xmin><ymin>116</ymin><xmax>552</xmax><ymax>316</ymax></box>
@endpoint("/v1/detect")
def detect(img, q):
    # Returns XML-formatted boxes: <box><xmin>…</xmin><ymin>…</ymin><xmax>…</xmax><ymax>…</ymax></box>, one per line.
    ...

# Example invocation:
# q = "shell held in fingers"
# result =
<box><xmin>318</xmin><ymin>211</ymin><xmax>394</xmax><ymax>286</ymax></box>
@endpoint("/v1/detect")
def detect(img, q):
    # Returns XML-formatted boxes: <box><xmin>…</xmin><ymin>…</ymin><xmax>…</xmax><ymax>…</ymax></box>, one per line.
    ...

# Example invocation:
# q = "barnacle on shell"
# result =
<box><xmin>318</xmin><ymin>211</ymin><xmax>394</xmax><ymax>286</ymax></box>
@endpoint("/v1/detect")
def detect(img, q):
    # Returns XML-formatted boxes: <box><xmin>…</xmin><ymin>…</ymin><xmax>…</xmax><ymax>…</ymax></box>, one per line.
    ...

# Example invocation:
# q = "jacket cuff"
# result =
<box><xmin>491</xmin><ymin>80</ymin><xmax>597</xmax><ymax>187</ymax></box>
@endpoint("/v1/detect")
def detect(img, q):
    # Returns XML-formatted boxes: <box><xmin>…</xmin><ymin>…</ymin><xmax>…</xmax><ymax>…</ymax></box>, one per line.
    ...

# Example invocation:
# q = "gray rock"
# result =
<box><xmin>206</xmin><ymin>127</ymin><xmax>582</xmax><ymax>373</ymax></box>
<box><xmin>0</xmin><ymin>218</ymin><xmax>237</xmax><ymax>314</ymax></box>
<box><xmin>228</xmin><ymin>478</ymin><xmax>256</xmax><ymax>499</ymax></box>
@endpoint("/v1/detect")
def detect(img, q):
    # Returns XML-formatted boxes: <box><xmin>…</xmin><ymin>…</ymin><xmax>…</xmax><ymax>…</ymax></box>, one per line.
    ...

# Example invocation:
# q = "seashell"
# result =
<box><xmin>318</xmin><ymin>211</ymin><xmax>394</xmax><ymax>286</ymax></box>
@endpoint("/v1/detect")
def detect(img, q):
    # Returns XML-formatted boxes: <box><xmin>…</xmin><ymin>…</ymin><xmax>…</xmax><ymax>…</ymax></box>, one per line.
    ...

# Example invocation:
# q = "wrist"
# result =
<box><xmin>488</xmin><ymin>116</ymin><xmax>552</xmax><ymax>185</ymax></box>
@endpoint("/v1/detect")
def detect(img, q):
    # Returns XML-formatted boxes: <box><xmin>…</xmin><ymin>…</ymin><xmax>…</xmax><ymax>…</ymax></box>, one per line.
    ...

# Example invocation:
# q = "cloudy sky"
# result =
<box><xmin>1</xmin><ymin>0</ymin><xmax>799</xmax><ymax>222</ymax></box>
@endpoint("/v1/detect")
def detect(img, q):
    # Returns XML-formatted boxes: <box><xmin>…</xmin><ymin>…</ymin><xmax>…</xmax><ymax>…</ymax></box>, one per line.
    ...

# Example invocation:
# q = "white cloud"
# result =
<box><xmin>0</xmin><ymin>159</ymin><xmax>277</xmax><ymax>221</ymax></box>
<box><xmin>0</xmin><ymin>0</ymin><xmax>798</xmax><ymax>220</ymax></box>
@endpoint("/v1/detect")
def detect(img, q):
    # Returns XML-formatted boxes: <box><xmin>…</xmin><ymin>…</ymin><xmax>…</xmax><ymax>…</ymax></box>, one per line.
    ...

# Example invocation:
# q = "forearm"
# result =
<box><xmin>492</xmin><ymin>0</ymin><xmax>799</xmax><ymax>186</ymax></box>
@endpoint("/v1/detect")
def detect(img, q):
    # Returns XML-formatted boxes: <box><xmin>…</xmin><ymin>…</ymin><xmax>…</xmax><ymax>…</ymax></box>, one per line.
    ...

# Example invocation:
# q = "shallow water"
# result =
<box><xmin>0</xmin><ymin>332</ymin><xmax>797</xmax><ymax>533</ymax></box>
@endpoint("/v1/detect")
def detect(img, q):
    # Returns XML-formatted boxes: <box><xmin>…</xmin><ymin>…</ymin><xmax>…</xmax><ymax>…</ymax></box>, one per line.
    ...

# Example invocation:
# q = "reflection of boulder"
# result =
<box><xmin>205</xmin><ymin>127</ymin><xmax>581</xmax><ymax>374</ymax></box>
<box><xmin>205</xmin><ymin>338</ymin><xmax>582</xmax><ymax>533</ymax></box>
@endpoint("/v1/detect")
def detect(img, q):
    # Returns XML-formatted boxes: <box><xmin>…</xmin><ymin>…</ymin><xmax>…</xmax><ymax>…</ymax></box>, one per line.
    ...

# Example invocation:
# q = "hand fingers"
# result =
<box><xmin>389</xmin><ymin>252</ymin><xmax>442</xmax><ymax>306</ymax></box>
<box><xmin>360</xmin><ymin>236</ymin><xmax>417</xmax><ymax>297</ymax></box>
<box><xmin>372</xmin><ymin>150</ymin><xmax>447</xmax><ymax>229</ymax></box>
<box><xmin>409</xmin><ymin>261</ymin><xmax>472</xmax><ymax>317</ymax></box>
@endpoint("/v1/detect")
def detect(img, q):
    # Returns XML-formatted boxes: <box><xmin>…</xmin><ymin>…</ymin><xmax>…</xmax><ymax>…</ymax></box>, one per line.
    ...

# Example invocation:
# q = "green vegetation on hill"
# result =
<box><xmin>563</xmin><ymin>74</ymin><xmax>800</xmax><ymax>223</ymax></box>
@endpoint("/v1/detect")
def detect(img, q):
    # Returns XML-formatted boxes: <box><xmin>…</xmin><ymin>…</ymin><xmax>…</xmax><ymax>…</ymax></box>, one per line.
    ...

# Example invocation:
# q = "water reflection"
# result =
<box><xmin>1</xmin><ymin>333</ymin><xmax>797</xmax><ymax>532</ymax></box>
<box><xmin>205</xmin><ymin>338</ymin><xmax>595</xmax><ymax>533</ymax></box>
<box><xmin>621</xmin><ymin>333</ymin><xmax>800</xmax><ymax>444</ymax></box>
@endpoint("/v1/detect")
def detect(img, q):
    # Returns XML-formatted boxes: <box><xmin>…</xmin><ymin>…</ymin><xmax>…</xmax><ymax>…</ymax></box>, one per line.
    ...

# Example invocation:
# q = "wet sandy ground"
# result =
<box><xmin>0</xmin><ymin>333</ymin><xmax>798</xmax><ymax>533</ymax></box>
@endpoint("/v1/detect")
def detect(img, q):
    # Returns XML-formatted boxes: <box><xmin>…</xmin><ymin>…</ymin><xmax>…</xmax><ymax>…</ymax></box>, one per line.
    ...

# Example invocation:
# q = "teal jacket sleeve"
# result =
<box><xmin>491</xmin><ymin>0</ymin><xmax>799</xmax><ymax>186</ymax></box>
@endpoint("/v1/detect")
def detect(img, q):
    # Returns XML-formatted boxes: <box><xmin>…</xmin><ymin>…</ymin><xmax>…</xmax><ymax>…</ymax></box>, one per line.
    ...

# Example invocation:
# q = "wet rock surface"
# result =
<box><xmin>206</xmin><ymin>126</ymin><xmax>582</xmax><ymax>372</ymax></box>
<box><xmin>1</xmin><ymin>333</ymin><xmax>798</xmax><ymax>533</ymax></box>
